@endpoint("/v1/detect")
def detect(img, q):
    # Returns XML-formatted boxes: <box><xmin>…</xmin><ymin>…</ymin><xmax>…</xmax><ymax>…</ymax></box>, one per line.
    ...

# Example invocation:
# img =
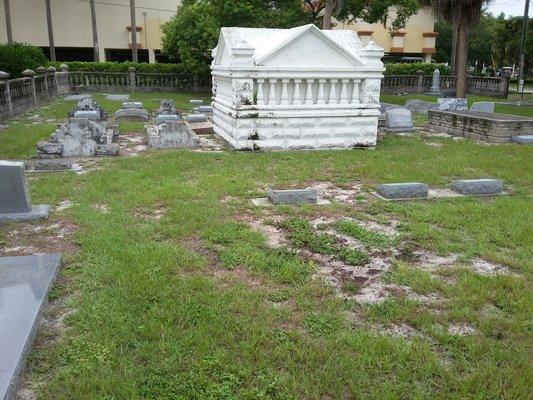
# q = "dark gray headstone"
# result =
<box><xmin>385</xmin><ymin>109</ymin><xmax>414</xmax><ymax>133</ymax></box>
<box><xmin>0</xmin><ymin>161</ymin><xmax>31</xmax><ymax>213</ymax></box>
<box><xmin>114</xmin><ymin>108</ymin><xmax>149</xmax><ymax>121</ymax></box>
<box><xmin>511</xmin><ymin>135</ymin><xmax>533</xmax><ymax>144</ymax></box>
<box><xmin>73</xmin><ymin>110</ymin><xmax>100</xmax><ymax>120</ymax></box>
<box><xmin>197</xmin><ymin>105</ymin><xmax>213</xmax><ymax>113</ymax></box>
<box><xmin>451</xmin><ymin>179</ymin><xmax>503</xmax><ymax>195</ymax></box>
<box><xmin>155</xmin><ymin>114</ymin><xmax>180</xmax><ymax>125</ymax></box>
<box><xmin>377</xmin><ymin>183</ymin><xmax>428</xmax><ymax>199</ymax></box>
<box><xmin>187</xmin><ymin>114</ymin><xmax>208</xmax><ymax>123</ymax></box>
<box><xmin>0</xmin><ymin>254</ymin><xmax>61</xmax><ymax>400</ymax></box>
<box><xmin>268</xmin><ymin>189</ymin><xmax>317</xmax><ymax>205</ymax></box>
<box><xmin>190</xmin><ymin>99</ymin><xmax>204</xmax><ymax>106</ymax></box>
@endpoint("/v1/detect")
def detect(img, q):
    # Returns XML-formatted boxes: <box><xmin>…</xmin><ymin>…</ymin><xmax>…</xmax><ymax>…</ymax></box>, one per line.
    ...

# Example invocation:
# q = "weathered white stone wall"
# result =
<box><xmin>211</xmin><ymin>25</ymin><xmax>385</xmax><ymax>151</ymax></box>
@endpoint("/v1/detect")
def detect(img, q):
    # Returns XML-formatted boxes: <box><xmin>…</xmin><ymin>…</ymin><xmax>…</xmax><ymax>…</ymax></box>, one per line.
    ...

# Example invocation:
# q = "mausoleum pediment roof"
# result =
<box><xmin>214</xmin><ymin>24</ymin><xmax>370</xmax><ymax>68</ymax></box>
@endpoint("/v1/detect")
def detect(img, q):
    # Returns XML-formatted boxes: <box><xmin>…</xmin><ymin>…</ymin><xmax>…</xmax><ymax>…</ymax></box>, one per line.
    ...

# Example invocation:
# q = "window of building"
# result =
<box><xmin>105</xmin><ymin>49</ymin><xmax>149</xmax><ymax>63</ymax></box>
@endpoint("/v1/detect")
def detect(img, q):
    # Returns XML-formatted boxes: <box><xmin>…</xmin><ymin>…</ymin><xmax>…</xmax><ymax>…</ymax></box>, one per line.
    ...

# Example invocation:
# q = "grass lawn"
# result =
<box><xmin>0</xmin><ymin>93</ymin><xmax>532</xmax><ymax>399</ymax></box>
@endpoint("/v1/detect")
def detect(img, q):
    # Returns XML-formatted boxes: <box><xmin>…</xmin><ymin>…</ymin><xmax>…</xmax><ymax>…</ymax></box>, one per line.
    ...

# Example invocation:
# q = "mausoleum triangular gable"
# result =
<box><xmin>255</xmin><ymin>24</ymin><xmax>363</xmax><ymax>68</ymax></box>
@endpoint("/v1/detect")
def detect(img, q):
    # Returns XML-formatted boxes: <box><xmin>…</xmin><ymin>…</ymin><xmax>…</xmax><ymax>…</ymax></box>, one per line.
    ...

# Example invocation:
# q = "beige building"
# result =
<box><xmin>0</xmin><ymin>0</ymin><xmax>180</xmax><ymax>63</ymax></box>
<box><xmin>335</xmin><ymin>6</ymin><xmax>438</xmax><ymax>63</ymax></box>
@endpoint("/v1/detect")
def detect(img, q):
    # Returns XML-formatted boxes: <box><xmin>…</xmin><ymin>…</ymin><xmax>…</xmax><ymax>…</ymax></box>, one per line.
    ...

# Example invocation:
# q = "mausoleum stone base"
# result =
<box><xmin>213</xmin><ymin>108</ymin><xmax>379</xmax><ymax>151</ymax></box>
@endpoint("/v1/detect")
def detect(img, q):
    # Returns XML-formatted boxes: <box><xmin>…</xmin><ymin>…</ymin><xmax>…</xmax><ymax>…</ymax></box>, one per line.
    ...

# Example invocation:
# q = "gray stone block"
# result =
<box><xmin>73</xmin><ymin>110</ymin><xmax>100</xmax><ymax>120</ymax></box>
<box><xmin>385</xmin><ymin>108</ymin><xmax>414</xmax><ymax>133</ymax></box>
<box><xmin>437</xmin><ymin>98</ymin><xmax>468</xmax><ymax>111</ymax></box>
<box><xmin>33</xmin><ymin>159</ymin><xmax>72</xmax><ymax>171</ymax></box>
<box><xmin>63</xmin><ymin>94</ymin><xmax>91</xmax><ymax>101</ymax></box>
<box><xmin>0</xmin><ymin>204</ymin><xmax>50</xmax><ymax>223</ymax></box>
<box><xmin>190</xmin><ymin>99</ymin><xmax>204</xmax><ymax>106</ymax></box>
<box><xmin>122</xmin><ymin>101</ymin><xmax>144</xmax><ymax>109</ymax></box>
<box><xmin>155</xmin><ymin>114</ymin><xmax>180</xmax><ymax>125</ymax></box>
<box><xmin>404</xmin><ymin>99</ymin><xmax>438</xmax><ymax>115</ymax></box>
<box><xmin>451</xmin><ymin>179</ymin><xmax>503</xmax><ymax>195</ymax></box>
<box><xmin>0</xmin><ymin>161</ymin><xmax>31</xmax><ymax>213</ymax></box>
<box><xmin>187</xmin><ymin>114</ymin><xmax>208</xmax><ymax>123</ymax></box>
<box><xmin>95</xmin><ymin>143</ymin><xmax>120</xmax><ymax>156</ymax></box>
<box><xmin>470</xmin><ymin>101</ymin><xmax>495</xmax><ymax>113</ymax></box>
<box><xmin>197</xmin><ymin>105</ymin><xmax>213</xmax><ymax>113</ymax></box>
<box><xmin>0</xmin><ymin>254</ymin><xmax>61</xmax><ymax>400</ymax></box>
<box><xmin>511</xmin><ymin>135</ymin><xmax>533</xmax><ymax>144</ymax></box>
<box><xmin>36</xmin><ymin>141</ymin><xmax>62</xmax><ymax>155</ymax></box>
<box><xmin>268</xmin><ymin>189</ymin><xmax>317</xmax><ymax>205</ymax></box>
<box><xmin>377</xmin><ymin>183</ymin><xmax>428</xmax><ymax>199</ymax></box>
<box><xmin>105</xmin><ymin>94</ymin><xmax>129</xmax><ymax>101</ymax></box>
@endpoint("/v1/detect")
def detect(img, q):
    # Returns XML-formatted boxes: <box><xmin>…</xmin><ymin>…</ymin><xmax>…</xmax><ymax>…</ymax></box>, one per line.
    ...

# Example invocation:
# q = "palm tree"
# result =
<box><xmin>420</xmin><ymin>0</ymin><xmax>489</xmax><ymax>98</ymax></box>
<box><xmin>89</xmin><ymin>0</ymin><xmax>100</xmax><ymax>61</ymax></box>
<box><xmin>3</xmin><ymin>0</ymin><xmax>13</xmax><ymax>43</ymax></box>
<box><xmin>45</xmin><ymin>0</ymin><xmax>56</xmax><ymax>61</ymax></box>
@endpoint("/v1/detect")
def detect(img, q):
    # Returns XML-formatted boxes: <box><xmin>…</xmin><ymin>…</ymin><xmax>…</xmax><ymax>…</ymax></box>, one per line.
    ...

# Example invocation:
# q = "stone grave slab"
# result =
<box><xmin>451</xmin><ymin>179</ymin><xmax>503</xmax><ymax>195</ymax></box>
<box><xmin>470</xmin><ymin>101</ymin><xmax>495</xmax><ymax>113</ymax></box>
<box><xmin>437</xmin><ymin>98</ymin><xmax>468</xmax><ymax>111</ymax></box>
<box><xmin>0</xmin><ymin>254</ymin><xmax>61</xmax><ymax>400</ymax></box>
<box><xmin>268</xmin><ymin>189</ymin><xmax>317</xmax><ymax>205</ymax></box>
<box><xmin>385</xmin><ymin>109</ymin><xmax>414</xmax><ymax>133</ymax></box>
<box><xmin>105</xmin><ymin>94</ymin><xmax>129</xmax><ymax>101</ymax></box>
<box><xmin>197</xmin><ymin>105</ymin><xmax>213</xmax><ymax>114</ymax></box>
<box><xmin>511</xmin><ymin>135</ymin><xmax>533</xmax><ymax>144</ymax></box>
<box><xmin>404</xmin><ymin>99</ymin><xmax>438</xmax><ymax>115</ymax></box>
<box><xmin>187</xmin><ymin>114</ymin><xmax>208</xmax><ymax>123</ymax></box>
<box><xmin>190</xmin><ymin>99</ymin><xmax>204</xmax><ymax>106</ymax></box>
<box><xmin>155</xmin><ymin>114</ymin><xmax>180</xmax><ymax>125</ymax></box>
<box><xmin>63</xmin><ymin>94</ymin><xmax>91</xmax><ymax>101</ymax></box>
<box><xmin>73</xmin><ymin>110</ymin><xmax>100</xmax><ymax>120</ymax></box>
<box><xmin>30</xmin><ymin>159</ymin><xmax>72</xmax><ymax>172</ymax></box>
<box><xmin>146</xmin><ymin>121</ymin><xmax>200</xmax><ymax>149</ymax></box>
<box><xmin>376</xmin><ymin>183</ymin><xmax>428</xmax><ymax>200</ymax></box>
<box><xmin>114</xmin><ymin>108</ymin><xmax>149</xmax><ymax>121</ymax></box>
<box><xmin>122</xmin><ymin>102</ymin><xmax>144</xmax><ymax>109</ymax></box>
<box><xmin>189</xmin><ymin>121</ymin><xmax>214</xmax><ymax>135</ymax></box>
<box><xmin>0</xmin><ymin>161</ymin><xmax>51</xmax><ymax>223</ymax></box>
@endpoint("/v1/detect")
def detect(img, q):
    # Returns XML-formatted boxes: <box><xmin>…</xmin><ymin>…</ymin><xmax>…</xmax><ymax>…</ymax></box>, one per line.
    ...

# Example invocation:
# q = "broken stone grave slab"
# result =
<box><xmin>451</xmin><ymin>179</ymin><xmax>503</xmax><ymax>195</ymax></box>
<box><xmin>268</xmin><ymin>189</ymin><xmax>318</xmax><ymax>205</ymax></box>
<box><xmin>385</xmin><ymin>108</ymin><xmax>414</xmax><ymax>133</ymax></box>
<box><xmin>73</xmin><ymin>110</ymin><xmax>100</xmax><ymax>120</ymax></box>
<box><xmin>376</xmin><ymin>183</ymin><xmax>428</xmax><ymax>200</ymax></box>
<box><xmin>68</xmin><ymin>98</ymin><xmax>106</xmax><ymax>121</ymax></box>
<box><xmin>105</xmin><ymin>94</ymin><xmax>129</xmax><ymax>101</ymax></box>
<box><xmin>155</xmin><ymin>114</ymin><xmax>180</xmax><ymax>125</ymax></box>
<box><xmin>190</xmin><ymin>99</ymin><xmax>204</xmax><ymax>106</ymax></box>
<box><xmin>114</xmin><ymin>107</ymin><xmax>149</xmax><ymax>121</ymax></box>
<box><xmin>0</xmin><ymin>161</ymin><xmax>50</xmax><ymax>223</ymax></box>
<box><xmin>437</xmin><ymin>98</ymin><xmax>468</xmax><ymax>111</ymax></box>
<box><xmin>196</xmin><ymin>105</ymin><xmax>213</xmax><ymax>114</ymax></box>
<box><xmin>511</xmin><ymin>135</ymin><xmax>533</xmax><ymax>144</ymax></box>
<box><xmin>404</xmin><ymin>99</ymin><xmax>438</xmax><ymax>115</ymax></box>
<box><xmin>470</xmin><ymin>101</ymin><xmax>495</xmax><ymax>113</ymax></box>
<box><xmin>28</xmin><ymin>159</ymin><xmax>72</xmax><ymax>172</ymax></box>
<box><xmin>146</xmin><ymin>121</ymin><xmax>199</xmax><ymax>149</ymax></box>
<box><xmin>0</xmin><ymin>254</ymin><xmax>61</xmax><ymax>400</ymax></box>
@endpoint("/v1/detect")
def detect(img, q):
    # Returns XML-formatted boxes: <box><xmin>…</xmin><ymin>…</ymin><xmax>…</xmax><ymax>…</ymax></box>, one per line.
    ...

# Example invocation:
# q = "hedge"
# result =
<box><xmin>384</xmin><ymin>63</ymin><xmax>449</xmax><ymax>76</ymax></box>
<box><xmin>0</xmin><ymin>42</ymin><xmax>49</xmax><ymax>77</ymax></box>
<box><xmin>46</xmin><ymin>61</ymin><xmax>189</xmax><ymax>74</ymax></box>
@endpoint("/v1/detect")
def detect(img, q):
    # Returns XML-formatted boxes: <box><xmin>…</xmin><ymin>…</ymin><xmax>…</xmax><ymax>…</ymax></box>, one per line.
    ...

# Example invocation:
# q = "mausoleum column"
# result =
<box><xmin>351</xmin><ymin>79</ymin><xmax>361</xmax><ymax>104</ymax></box>
<box><xmin>256</xmin><ymin>79</ymin><xmax>265</xmax><ymax>105</ymax></box>
<box><xmin>305</xmin><ymin>79</ymin><xmax>314</xmax><ymax>105</ymax></box>
<box><xmin>340</xmin><ymin>79</ymin><xmax>349</xmax><ymax>104</ymax></box>
<box><xmin>329</xmin><ymin>79</ymin><xmax>338</xmax><ymax>104</ymax></box>
<box><xmin>281</xmin><ymin>79</ymin><xmax>289</xmax><ymax>105</ymax></box>
<box><xmin>317</xmin><ymin>79</ymin><xmax>326</xmax><ymax>105</ymax></box>
<box><xmin>268</xmin><ymin>79</ymin><xmax>277</xmax><ymax>105</ymax></box>
<box><xmin>293</xmin><ymin>79</ymin><xmax>302</xmax><ymax>105</ymax></box>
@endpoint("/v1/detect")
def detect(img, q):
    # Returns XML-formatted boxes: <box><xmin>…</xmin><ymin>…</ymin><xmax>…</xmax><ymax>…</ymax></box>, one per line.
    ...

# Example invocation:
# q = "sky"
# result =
<box><xmin>486</xmin><ymin>0</ymin><xmax>531</xmax><ymax>17</ymax></box>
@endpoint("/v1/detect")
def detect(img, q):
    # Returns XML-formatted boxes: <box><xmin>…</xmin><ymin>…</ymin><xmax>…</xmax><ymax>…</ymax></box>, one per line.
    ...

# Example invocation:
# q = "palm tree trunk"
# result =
<box><xmin>89</xmin><ymin>0</ymin><xmax>100</xmax><ymax>61</ymax></box>
<box><xmin>130</xmin><ymin>0</ymin><xmax>138</xmax><ymax>63</ymax></box>
<box><xmin>456</xmin><ymin>20</ymin><xmax>468</xmax><ymax>98</ymax></box>
<box><xmin>3</xmin><ymin>0</ymin><xmax>13</xmax><ymax>43</ymax></box>
<box><xmin>323</xmin><ymin>0</ymin><xmax>333</xmax><ymax>29</ymax></box>
<box><xmin>45</xmin><ymin>0</ymin><xmax>56</xmax><ymax>61</ymax></box>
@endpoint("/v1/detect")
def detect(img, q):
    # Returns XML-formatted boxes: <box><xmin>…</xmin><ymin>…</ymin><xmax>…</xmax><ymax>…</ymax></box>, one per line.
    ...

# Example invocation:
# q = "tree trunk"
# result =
<box><xmin>450</xmin><ymin>23</ymin><xmax>458</xmax><ymax>74</ymax></box>
<box><xmin>456</xmin><ymin>20</ymin><xmax>468</xmax><ymax>98</ymax></box>
<box><xmin>89</xmin><ymin>0</ymin><xmax>100</xmax><ymax>61</ymax></box>
<box><xmin>323</xmin><ymin>0</ymin><xmax>333</xmax><ymax>30</ymax></box>
<box><xmin>3</xmin><ymin>0</ymin><xmax>13</xmax><ymax>43</ymax></box>
<box><xmin>45</xmin><ymin>0</ymin><xmax>56</xmax><ymax>61</ymax></box>
<box><xmin>130</xmin><ymin>0</ymin><xmax>138</xmax><ymax>63</ymax></box>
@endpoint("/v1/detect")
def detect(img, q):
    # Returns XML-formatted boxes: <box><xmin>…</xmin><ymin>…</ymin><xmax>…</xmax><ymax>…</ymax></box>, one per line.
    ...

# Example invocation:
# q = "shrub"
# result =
<box><xmin>385</xmin><ymin>62</ymin><xmax>450</xmax><ymax>76</ymax></box>
<box><xmin>0</xmin><ymin>42</ymin><xmax>48</xmax><ymax>77</ymax></box>
<box><xmin>46</xmin><ymin>61</ymin><xmax>189</xmax><ymax>74</ymax></box>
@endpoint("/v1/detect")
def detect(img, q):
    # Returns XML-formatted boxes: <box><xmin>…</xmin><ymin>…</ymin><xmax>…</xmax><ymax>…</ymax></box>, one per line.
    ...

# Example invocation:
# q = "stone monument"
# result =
<box><xmin>211</xmin><ymin>24</ymin><xmax>385</xmax><ymax>150</ymax></box>
<box><xmin>68</xmin><ymin>97</ymin><xmax>107</xmax><ymax>121</ymax></box>
<box><xmin>114</xmin><ymin>101</ymin><xmax>149</xmax><ymax>121</ymax></box>
<box><xmin>428</xmin><ymin>69</ymin><xmax>441</xmax><ymax>96</ymax></box>
<box><xmin>154</xmin><ymin>100</ymin><xmax>180</xmax><ymax>125</ymax></box>
<box><xmin>0</xmin><ymin>161</ymin><xmax>50</xmax><ymax>222</ymax></box>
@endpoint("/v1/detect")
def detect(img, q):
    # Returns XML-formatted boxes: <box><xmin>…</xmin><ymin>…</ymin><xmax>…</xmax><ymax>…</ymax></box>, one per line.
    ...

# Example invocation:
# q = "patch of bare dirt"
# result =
<box><xmin>133</xmin><ymin>203</ymin><xmax>167</xmax><ymax>221</ymax></box>
<box><xmin>371</xmin><ymin>322</ymin><xmax>423</xmax><ymax>339</ymax></box>
<box><xmin>447</xmin><ymin>323</ymin><xmax>477</xmax><ymax>336</ymax></box>
<box><xmin>118</xmin><ymin>134</ymin><xmax>149</xmax><ymax>157</ymax></box>
<box><xmin>92</xmin><ymin>203</ymin><xmax>109</xmax><ymax>214</ymax></box>
<box><xmin>307</xmin><ymin>182</ymin><xmax>365</xmax><ymax>204</ymax></box>
<box><xmin>470</xmin><ymin>258</ymin><xmax>518</xmax><ymax>276</ymax></box>
<box><xmin>248</xmin><ymin>219</ymin><xmax>289</xmax><ymax>248</ymax></box>
<box><xmin>1</xmin><ymin>220</ymin><xmax>79</xmax><ymax>256</ymax></box>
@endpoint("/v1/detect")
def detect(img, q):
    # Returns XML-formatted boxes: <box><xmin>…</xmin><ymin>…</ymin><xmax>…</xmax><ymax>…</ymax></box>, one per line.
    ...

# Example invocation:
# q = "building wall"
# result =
<box><xmin>335</xmin><ymin>6</ymin><xmax>437</xmax><ymax>63</ymax></box>
<box><xmin>0</xmin><ymin>0</ymin><xmax>180</xmax><ymax>62</ymax></box>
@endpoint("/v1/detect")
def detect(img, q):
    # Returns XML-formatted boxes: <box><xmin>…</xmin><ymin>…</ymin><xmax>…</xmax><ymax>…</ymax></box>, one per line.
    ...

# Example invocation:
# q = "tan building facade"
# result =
<box><xmin>335</xmin><ymin>6</ymin><xmax>438</xmax><ymax>63</ymax></box>
<box><xmin>0</xmin><ymin>0</ymin><xmax>180</xmax><ymax>62</ymax></box>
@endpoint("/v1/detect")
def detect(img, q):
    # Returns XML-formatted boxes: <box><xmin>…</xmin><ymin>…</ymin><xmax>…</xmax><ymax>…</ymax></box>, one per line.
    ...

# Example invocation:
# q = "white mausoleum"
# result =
<box><xmin>211</xmin><ymin>24</ymin><xmax>385</xmax><ymax>151</ymax></box>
